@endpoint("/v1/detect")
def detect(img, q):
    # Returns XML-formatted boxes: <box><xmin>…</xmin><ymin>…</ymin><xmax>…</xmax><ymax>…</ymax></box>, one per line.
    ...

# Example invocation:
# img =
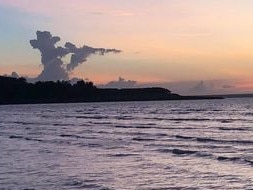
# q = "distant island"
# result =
<box><xmin>0</xmin><ymin>76</ymin><xmax>222</xmax><ymax>105</ymax></box>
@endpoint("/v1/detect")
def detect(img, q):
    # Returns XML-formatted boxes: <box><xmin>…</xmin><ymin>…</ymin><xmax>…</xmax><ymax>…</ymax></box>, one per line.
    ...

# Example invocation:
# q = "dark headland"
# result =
<box><xmin>0</xmin><ymin>76</ymin><xmax>223</xmax><ymax>105</ymax></box>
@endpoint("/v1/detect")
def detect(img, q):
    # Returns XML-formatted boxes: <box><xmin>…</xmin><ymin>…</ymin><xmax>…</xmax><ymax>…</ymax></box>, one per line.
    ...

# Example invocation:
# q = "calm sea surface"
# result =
<box><xmin>0</xmin><ymin>98</ymin><xmax>253</xmax><ymax>190</ymax></box>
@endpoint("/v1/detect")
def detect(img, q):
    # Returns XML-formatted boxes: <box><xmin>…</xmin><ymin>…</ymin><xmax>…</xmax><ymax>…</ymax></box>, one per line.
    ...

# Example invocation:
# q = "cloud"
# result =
<box><xmin>11</xmin><ymin>72</ymin><xmax>19</xmax><ymax>78</ymax></box>
<box><xmin>222</xmin><ymin>84</ymin><xmax>235</xmax><ymax>89</ymax></box>
<box><xmin>99</xmin><ymin>77</ymin><xmax>137</xmax><ymax>89</ymax></box>
<box><xmin>30</xmin><ymin>31</ymin><xmax>121</xmax><ymax>81</ymax></box>
<box><xmin>189</xmin><ymin>81</ymin><xmax>207</xmax><ymax>93</ymax></box>
<box><xmin>65</xmin><ymin>42</ymin><xmax>121</xmax><ymax>71</ymax></box>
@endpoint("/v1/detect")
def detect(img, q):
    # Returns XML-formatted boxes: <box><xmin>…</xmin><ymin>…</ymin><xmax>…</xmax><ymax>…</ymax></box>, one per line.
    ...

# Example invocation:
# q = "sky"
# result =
<box><xmin>0</xmin><ymin>0</ymin><xmax>253</xmax><ymax>95</ymax></box>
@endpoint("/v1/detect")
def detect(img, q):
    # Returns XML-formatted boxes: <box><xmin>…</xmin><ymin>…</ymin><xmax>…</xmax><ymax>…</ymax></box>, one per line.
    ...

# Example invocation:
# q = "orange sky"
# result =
<box><xmin>0</xmin><ymin>0</ymin><xmax>253</xmax><ymax>94</ymax></box>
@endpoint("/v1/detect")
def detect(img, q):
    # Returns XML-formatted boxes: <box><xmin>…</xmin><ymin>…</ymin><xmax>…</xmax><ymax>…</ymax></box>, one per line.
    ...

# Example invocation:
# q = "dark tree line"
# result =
<box><xmin>0</xmin><ymin>76</ymin><xmax>97</xmax><ymax>104</ymax></box>
<box><xmin>0</xmin><ymin>76</ymin><xmax>222</xmax><ymax>105</ymax></box>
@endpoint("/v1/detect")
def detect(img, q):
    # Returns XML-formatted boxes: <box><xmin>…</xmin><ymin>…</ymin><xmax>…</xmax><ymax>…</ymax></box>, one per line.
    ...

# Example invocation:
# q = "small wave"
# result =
<box><xmin>64</xmin><ymin>179</ymin><xmax>102</xmax><ymax>189</ymax></box>
<box><xmin>107</xmin><ymin>153</ymin><xmax>138</xmax><ymax>157</ymax></box>
<box><xmin>75</xmin><ymin>111</ymin><xmax>100</xmax><ymax>115</ymax></box>
<box><xmin>76</xmin><ymin>115</ymin><xmax>109</xmax><ymax>119</ymax></box>
<box><xmin>132</xmin><ymin>137</ymin><xmax>156</xmax><ymax>142</ymax></box>
<box><xmin>195</xmin><ymin>151</ymin><xmax>213</xmax><ymax>157</ymax></box>
<box><xmin>13</xmin><ymin>121</ymin><xmax>38</xmax><ymax>125</ymax></box>
<box><xmin>145</xmin><ymin>123</ymin><xmax>157</xmax><ymax>126</ymax></box>
<box><xmin>80</xmin><ymin>123</ymin><xmax>93</xmax><ymax>126</ymax></box>
<box><xmin>217</xmin><ymin>156</ymin><xmax>241</xmax><ymax>162</ymax></box>
<box><xmin>175</xmin><ymin>135</ymin><xmax>194</xmax><ymax>140</ymax></box>
<box><xmin>157</xmin><ymin>147</ymin><xmax>253</xmax><ymax>166</ymax></box>
<box><xmin>9</xmin><ymin>135</ymin><xmax>43</xmax><ymax>142</ymax></box>
<box><xmin>244</xmin><ymin>112</ymin><xmax>253</xmax><ymax>116</ymax></box>
<box><xmin>175</xmin><ymin>135</ymin><xmax>253</xmax><ymax>145</ymax></box>
<box><xmin>9</xmin><ymin>135</ymin><xmax>23</xmax><ymax>139</ymax></box>
<box><xmin>217</xmin><ymin>156</ymin><xmax>253</xmax><ymax>166</ymax></box>
<box><xmin>196</xmin><ymin>137</ymin><xmax>218</xmax><ymax>143</ymax></box>
<box><xmin>219</xmin><ymin>119</ymin><xmax>233</xmax><ymax>123</ymax></box>
<box><xmin>53</xmin><ymin>123</ymin><xmax>73</xmax><ymax>126</ymax></box>
<box><xmin>60</xmin><ymin>134</ymin><xmax>77</xmax><ymax>138</ymax></box>
<box><xmin>155</xmin><ymin>149</ymin><xmax>172</xmax><ymax>153</ymax></box>
<box><xmin>76</xmin><ymin>143</ymin><xmax>102</xmax><ymax>148</ymax></box>
<box><xmin>185</xmin><ymin>108</ymin><xmax>208</xmax><ymax>112</ymax></box>
<box><xmin>154</xmin><ymin>133</ymin><xmax>168</xmax><ymax>137</ymax></box>
<box><xmin>13</xmin><ymin>121</ymin><xmax>50</xmax><ymax>126</ymax></box>
<box><xmin>219</xmin><ymin>127</ymin><xmax>247</xmax><ymax>131</ymax></box>
<box><xmin>174</xmin><ymin>111</ymin><xmax>190</xmax><ymax>115</ymax></box>
<box><xmin>114</xmin><ymin>116</ymin><xmax>134</xmax><ymax>120</ymax></box>
<box><xmin>89</xmin><ymin>121</ymin><xmax>113</xmax><ymax>125</ymax></box>
<box><xmin>151</xmin><ymin>117</ymin><xmax>211</xmax><ymax>122</ymax></box>
<box><xmin>156</xmin><ymin>148</ymin><xmax>208</xmax><ymax>157</ymax></box>
<box><xmin>60</xmin><ymin>134</ymin><xmax>95</xmax><ymax>140</ymax></box>
<box><xmin>24</xmin><ymin>137</ymin><xmax>43</xmax><ymax>142</ymax></box>
<box><xmin>134</xmin><ymin>125</ymin><xmax>151</xmax><ymax>129</ymax></box>
<box><xmin>115</xmin><ymin>125</ymin><xmax>132</xmax><ymax>129</ymax></box>
<box><xmin>172</xmin><ymin>149</ymin><xmax>198</xmax><ymax>155</ymax></box>
<box><xmin>197</xmin><ymin>137</ymin><xmax>253</xmax><ymax>145</ymax></box>
<box><xmin>115</xmin><ymin>125</ymin><xmax>150</xmax><ymax>129</ymax></box>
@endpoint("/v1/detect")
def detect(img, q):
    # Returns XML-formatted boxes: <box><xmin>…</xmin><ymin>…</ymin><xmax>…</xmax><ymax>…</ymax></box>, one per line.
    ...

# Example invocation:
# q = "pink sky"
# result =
<box><xmin>0</xmin><ymin>0</ymin><xmax>253</xmax><ymax>94</ymax></box>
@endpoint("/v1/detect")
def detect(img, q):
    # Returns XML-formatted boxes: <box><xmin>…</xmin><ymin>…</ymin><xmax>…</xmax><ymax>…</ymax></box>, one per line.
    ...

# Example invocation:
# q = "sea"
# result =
<box><xmin>0</xmin><ymin>98</ymin><xmax>253</xmax><ymax>190</ymax></box>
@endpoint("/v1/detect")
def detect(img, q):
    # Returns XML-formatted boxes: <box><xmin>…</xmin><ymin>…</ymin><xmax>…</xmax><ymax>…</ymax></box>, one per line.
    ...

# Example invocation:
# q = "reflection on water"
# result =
<box><xmin>0</xmin><ymin>98</ymin><xmax>253</xmax><ymax>189</ymax></box>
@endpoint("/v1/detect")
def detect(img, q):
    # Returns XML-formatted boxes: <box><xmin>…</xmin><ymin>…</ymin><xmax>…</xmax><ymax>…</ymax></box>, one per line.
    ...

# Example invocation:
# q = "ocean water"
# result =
<box><xmin>0</xmin><ymin>98</ymin><xmax>253</xmax><ymax>190</ymax></box>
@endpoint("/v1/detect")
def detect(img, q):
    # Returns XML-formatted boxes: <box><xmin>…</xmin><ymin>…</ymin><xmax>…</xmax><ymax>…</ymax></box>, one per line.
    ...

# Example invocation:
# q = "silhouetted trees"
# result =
<box><xmin>3</xmin><ymin>76</ymin><xmax>214</xmax><ymax>104</ymax></box>
<box><xmin>0</xmin><ymin>76</ymin><xmax>98</xmax><ymax>104</ymax></box>
<box><xmin>0</xmin><ymin>76</ymin><xmax>222</xmax><ymax>105</ymax></box>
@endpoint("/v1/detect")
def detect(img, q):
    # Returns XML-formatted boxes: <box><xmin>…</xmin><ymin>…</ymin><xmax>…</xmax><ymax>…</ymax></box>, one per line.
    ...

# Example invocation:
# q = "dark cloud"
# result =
<box><xmin>30</xmin><ymin>31</ymin><xmax>121</xmax><ymax>81</ymax></box>
<box><xmin>65</xmin><ymin>42</ymin><xmax>121</xmax><ymax>71</ymax></box>
<box><xmin>99</xmin><ymin>77</ymin><xmax>137</xmax><ymax>88</ymax></box>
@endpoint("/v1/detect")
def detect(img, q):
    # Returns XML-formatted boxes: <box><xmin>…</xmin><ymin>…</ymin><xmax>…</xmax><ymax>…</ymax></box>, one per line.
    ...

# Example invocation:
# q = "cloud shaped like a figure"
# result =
<box><xmin>30</xmin><ymin>31</ymin><xmax>121</xmax><ymax>81</ymax></box>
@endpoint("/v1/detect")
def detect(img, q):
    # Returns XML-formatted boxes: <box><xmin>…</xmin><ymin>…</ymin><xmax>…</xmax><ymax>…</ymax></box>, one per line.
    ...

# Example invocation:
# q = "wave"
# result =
<box><xmin>132</xmin><ymin>137</ymin><xmax>156</xmax><ymax>142</ymax></box>
<box><xmin>53</xmin><ymin>123</ymin><xmax>73</xmax><ymax>126</ymax></box>
<box><xmin>175</xmin><ymin>135</ymin><xmax>194</xmax><ymax>140</ymax></box>
<box><xmin>197</xmin><ymin>137</ymin><xmax>253</xmax><ymax>145</ymax></box>
<box><xmin>107</xmin><ymin>153</ymin><xmax>138</xmax><ymax>157</ymax></box>
<box><xmin>150</xmin><ymin>117</ymin><xmax>212</xmax><ymax>122</ymax></box>
<box><xmin>76</xmin><ymin>115</ymin><xmax>109</xmax><ymax>119</ymax></box>
<box><xmin>114</xmin><ymin>116</ymin><xmax>135</xmax><ymax>120</ymax></box>
<box><xmin>219</xmin><ymin>127</ymin><xmax>248</xmax><ymax>131</ymax></box>
<box><xmin>9</xmin><ymin>135</ymin><xmax>23</xmax><ymax>139</ymax></box>
<box><xmin>156</xmin><ymin>148</ymin><xmax>211</xmax><ymax>157</ymax></box>
<box><xmin>154</xmin><ymin>133</ymin><xmax>168</xmax><ymax>137</ymax></box>
<box><xmin>75</xmin><ymin>109</ymin><xmax>98</xmax><ymax>114</ymax></box>
<box><xmin>87</xmin><ymin>143</ymin><xmax>103</xmax><ymax>148</ymax></box>
<box><xmin>10</xmin><ymin>134</ymin><xmax>95</xmax><ymax>146</ymax></box>
<box><xmin>172</xmin><ymin>149</ymin><xmax>198</xmax><ymax>155</ymax></box>
<box><xmin>157</xmin><ymin>147</ymin><xmax>253</xmax><ymax>166</ymax></box>
<box><xmin>183</xmin><ymin>108</ymin><xmax>208</xmax><ymax>112</ymax></box>
<box><xmin>13</xmin><ymin>121</ymin><xmax>42</xmax><ymax>125</ymax></box>
<box><xmin>115</xmin><ymin>125</ymin><xmax>151</xmax><ymax>129</ymax></box>
<box><xmin>217</xmin><ymin>156</ymin><xmax>253</xmax><ymax>166</ymax></box>
<box><xmin>59</xmin><ymin>134</ymin><xmax>95</xmax><ymax>140</ymax></box>
<box><xmin>175</xmin><ymin>135</ymin><xmax>253</xmax><ymax>145</ymax></box>
<box><xmin>64</xmin><ymin>178</ymin><xmax>108</xmax><ymax>189</ymax></box>
<box><xmin>9</xmin><ymin>135</ymin><xmax>43</xmax><ymax>142</ymax></box>
<box><xmin>143</xmin><ymin>117</ymin><xmax>251</xmax><ymax>123</ymax></box>
<box><xmin>89</xmin><ymin>121</ymin><xmax>113</xmax><ymax>125</ymax></box>
<box><xmin>244</xmin><ymin>112</ymin><xmax>253</xmax><ymax>116</ymax></box>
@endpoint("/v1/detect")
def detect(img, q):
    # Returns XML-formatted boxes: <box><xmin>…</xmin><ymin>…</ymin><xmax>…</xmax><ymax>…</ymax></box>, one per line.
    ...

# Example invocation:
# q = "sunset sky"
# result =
<box><xmin>1</xmin><ymin>0</ymin><xmax>253</xmax><ymax>95</ymax></box>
